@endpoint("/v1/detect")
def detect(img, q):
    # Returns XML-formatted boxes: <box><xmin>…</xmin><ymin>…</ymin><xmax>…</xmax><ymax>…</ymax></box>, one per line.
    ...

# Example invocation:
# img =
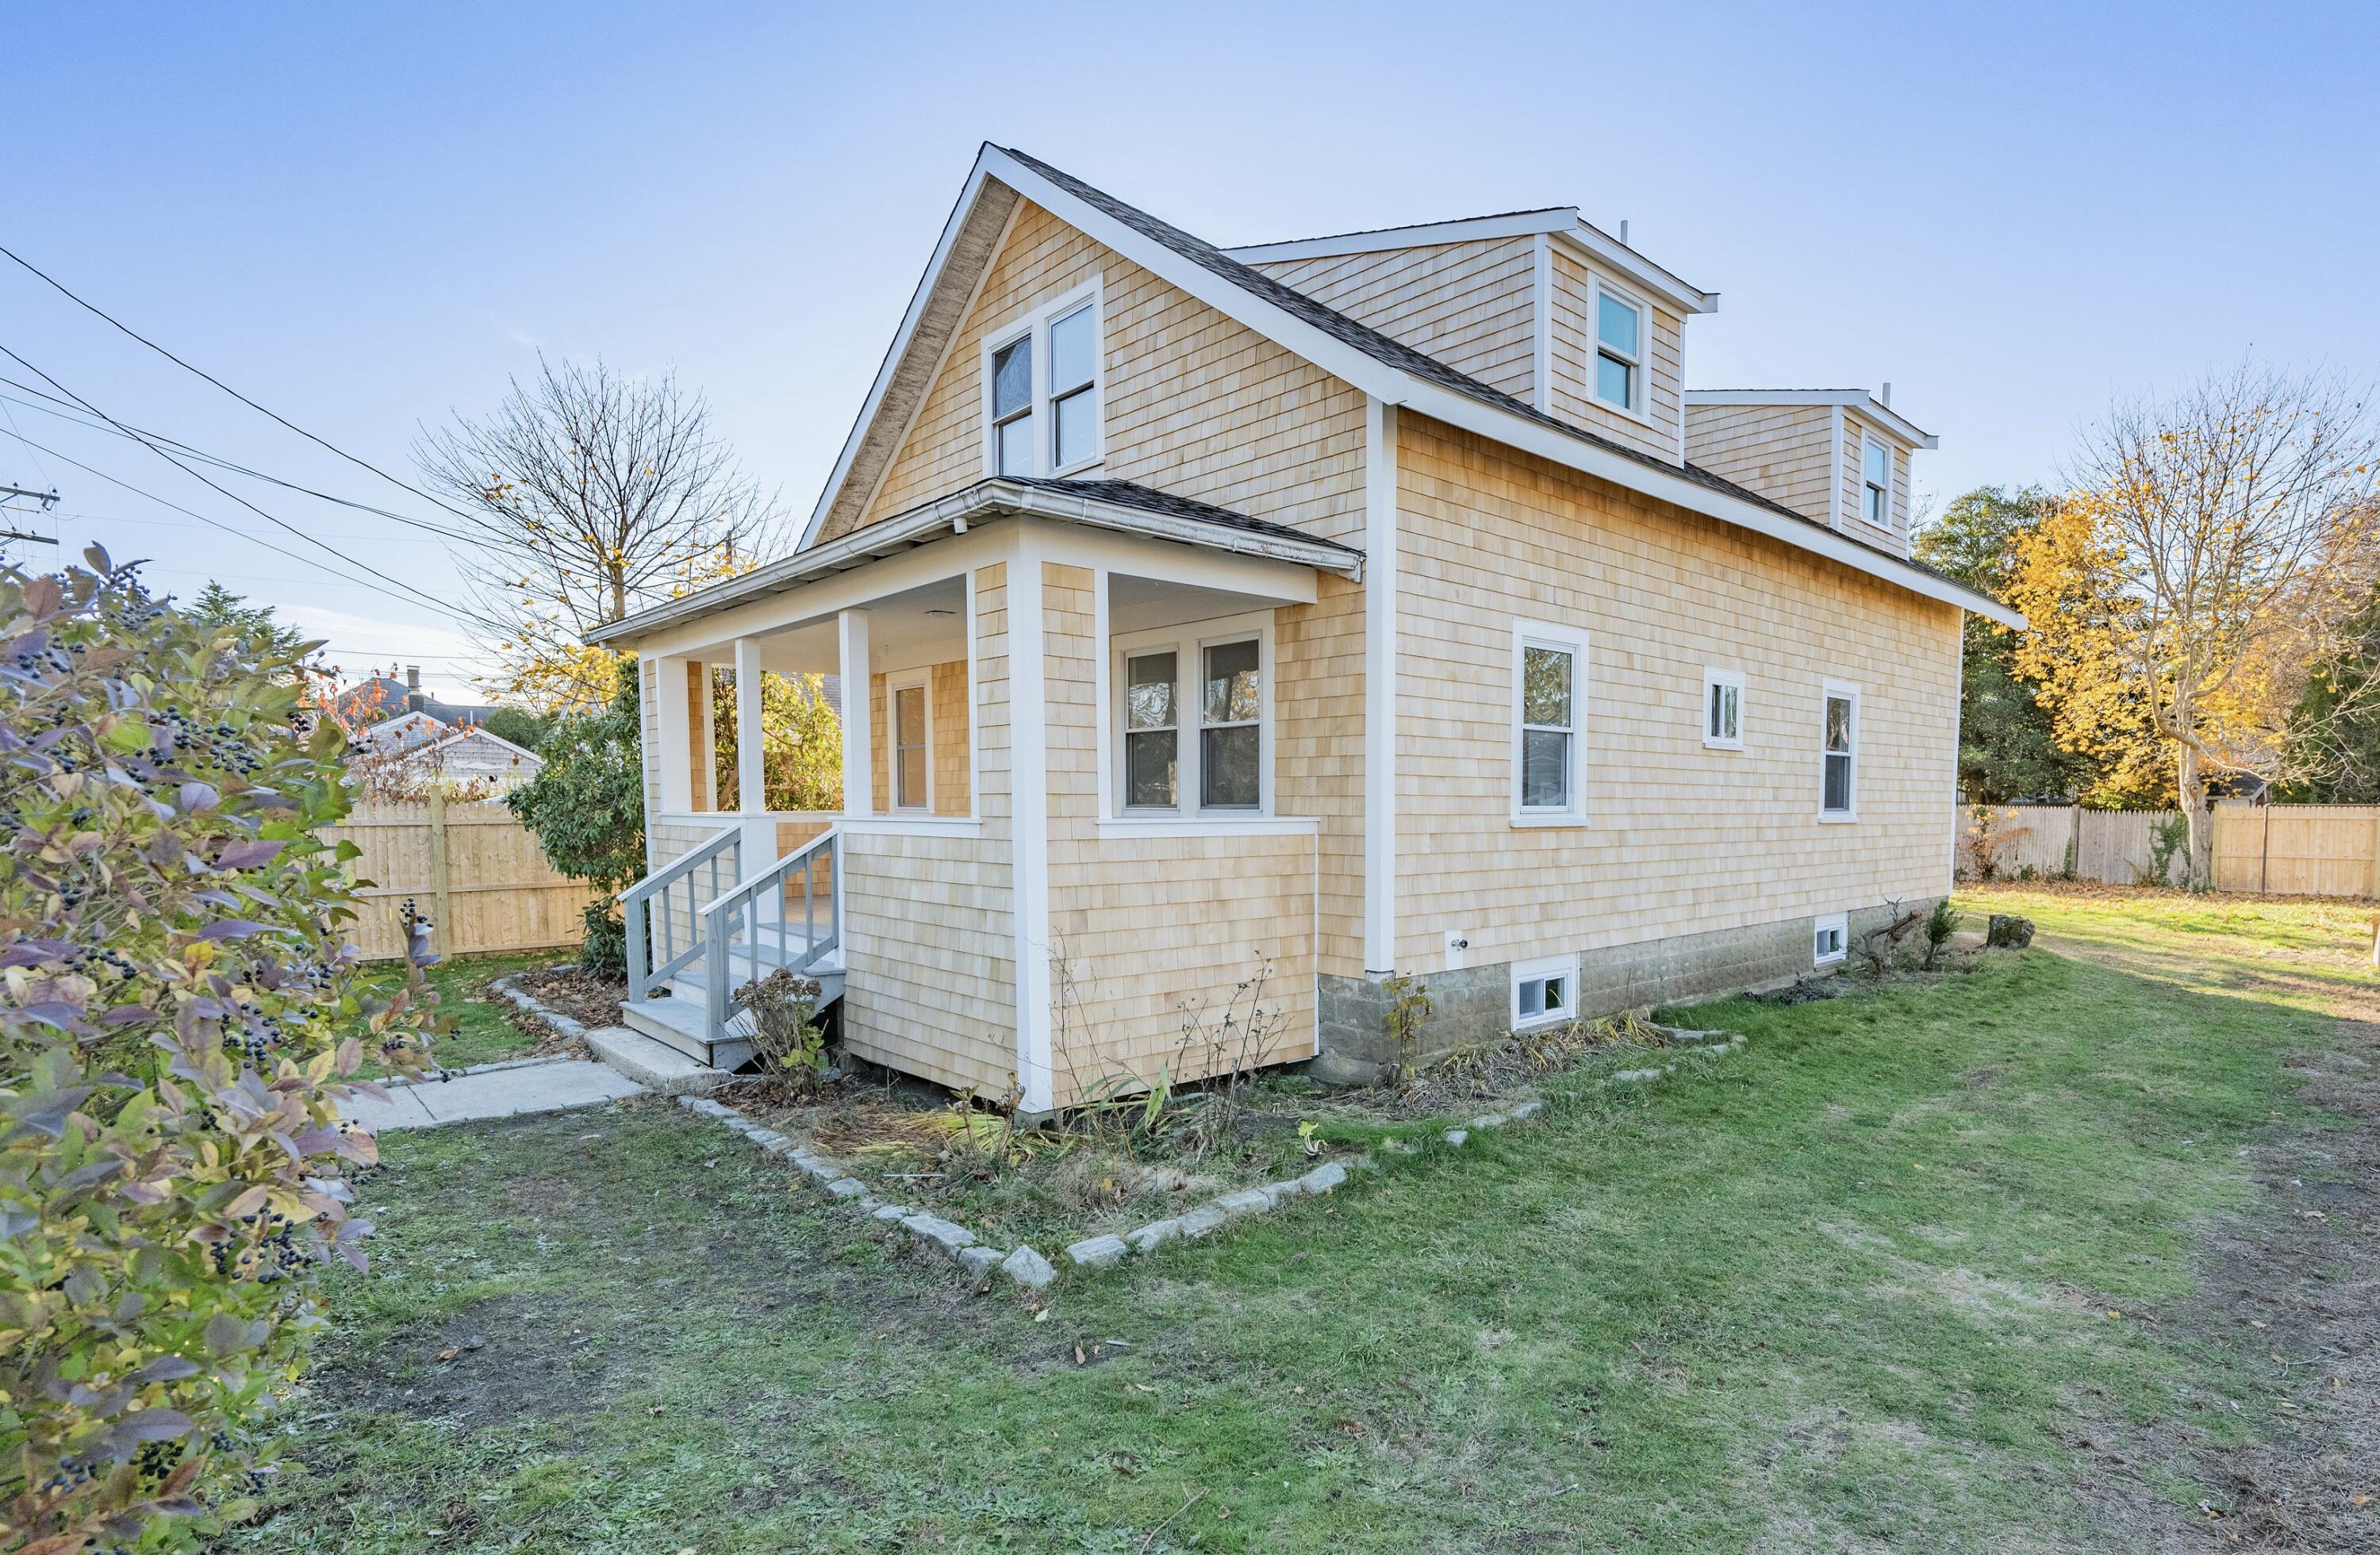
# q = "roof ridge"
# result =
<box><xmin>996</xmin><ymin>148</ymin><xmax>1853</xmax><ymax>542</ymax></box>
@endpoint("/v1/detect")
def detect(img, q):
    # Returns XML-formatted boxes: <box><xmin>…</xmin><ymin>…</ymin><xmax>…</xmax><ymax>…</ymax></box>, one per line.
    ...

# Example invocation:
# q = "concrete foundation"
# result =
<box><xmin>1311</xmin><ymin>899</ymin><xmax>1937</xmax><ymax>1085</ymax></box>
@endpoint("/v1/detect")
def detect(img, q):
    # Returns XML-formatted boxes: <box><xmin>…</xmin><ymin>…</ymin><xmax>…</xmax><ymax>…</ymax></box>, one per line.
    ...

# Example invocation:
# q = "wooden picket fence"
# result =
<box><xmin>1962</xmin><ymin>801</ymin><xmax>2380</xmax><ymax>899</ymax></box>
<box><xmin>321</xmin><ymin>796</ymin><xmax>597</xmax><ymax>961</ymax></box>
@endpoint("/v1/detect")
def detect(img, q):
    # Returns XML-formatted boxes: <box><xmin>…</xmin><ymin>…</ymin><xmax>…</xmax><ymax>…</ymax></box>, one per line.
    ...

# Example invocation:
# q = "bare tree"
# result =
<box><xmin>416</xmin><ymin>357</ymin><xmax>784</xmax><ymax>707</ymax></box>
<box><xmin>2017</xmin><ymin>361</ymin><xmax>2380</xmax><ymax>878</ymax></box>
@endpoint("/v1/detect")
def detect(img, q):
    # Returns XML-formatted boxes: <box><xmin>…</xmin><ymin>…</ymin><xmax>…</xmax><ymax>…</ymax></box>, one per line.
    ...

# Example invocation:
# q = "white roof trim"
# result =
<box><xmin>792</xmin><ymin>148</ymin><xmax>2012</xmax><ymax>629</ymax></box>
<box><xmin>1687</xmin><ymin>390</ymin><xmax>1938</xmax><ymax>449</ymax></box>
<box><xmin>793</xmin><ymin>161</ymin><xmax>998</xmax><ymax>553</ymax></box>
<box><xmin>1225</xmin><ymin>206</ymin><xmax>1718</xmax><ymax>316</ymax></box>
<box><xmin>594</xmin><ymin>478</ymin><xmax>1363</xmax><ymax>646</ymax></box>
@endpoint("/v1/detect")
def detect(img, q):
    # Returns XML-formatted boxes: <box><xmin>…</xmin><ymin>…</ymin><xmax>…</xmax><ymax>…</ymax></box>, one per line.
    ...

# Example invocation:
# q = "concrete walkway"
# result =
<box><xmin>345</xmin><ymin>1055</ymin><xmax>647</xmax><ymax>1133</ymax></box>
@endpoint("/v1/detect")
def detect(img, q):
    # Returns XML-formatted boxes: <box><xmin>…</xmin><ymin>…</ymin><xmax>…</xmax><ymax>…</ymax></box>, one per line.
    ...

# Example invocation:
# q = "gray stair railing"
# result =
<box><xmin>698</xmin><ymin>829</ymin><xmax>839</xmax><ymax>1039</ymax></box>
<box><xmin>620</xmin><ymin>827</ymin><xmax>741</xmax><ymax>1004</ymax></box>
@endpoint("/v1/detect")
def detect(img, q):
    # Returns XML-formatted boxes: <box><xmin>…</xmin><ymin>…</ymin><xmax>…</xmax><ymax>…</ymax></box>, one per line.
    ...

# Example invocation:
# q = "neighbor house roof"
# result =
<box><xmin>589</xmin><ymin>477</ymin><xmax>1362</xmax><ymax>646</ymax></box>
<box><xmin>789</xmin><ymin>145</ymin><xmax>2022</xmax><ymax>629</ymax></box>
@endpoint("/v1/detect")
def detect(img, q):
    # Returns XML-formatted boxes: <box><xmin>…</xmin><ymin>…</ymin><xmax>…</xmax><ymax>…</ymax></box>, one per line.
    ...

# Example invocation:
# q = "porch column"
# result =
<box><xmin>839</xmin><ymin>609</ymin><xmax>873</xmax><ymax>818</ymax></box>
<box><xmin>733</xmin><ymin>638</ymin><xmax>775</xmax><ymax>870</ymax></box>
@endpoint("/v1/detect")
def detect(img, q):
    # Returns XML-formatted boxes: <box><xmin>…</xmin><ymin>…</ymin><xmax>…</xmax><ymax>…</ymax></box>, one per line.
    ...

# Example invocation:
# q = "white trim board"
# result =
<box><xmin>1687</xmin><ymin>390</ymin><xmax>1937</xmax><ymax>450</ymax></box>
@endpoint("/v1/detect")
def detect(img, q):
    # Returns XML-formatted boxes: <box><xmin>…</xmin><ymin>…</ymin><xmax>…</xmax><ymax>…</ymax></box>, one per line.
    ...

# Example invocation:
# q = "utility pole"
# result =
<box><xmin>0</xmin><ymin>482</ymin><xmax>61</xmax><ymax>550</ymax></box>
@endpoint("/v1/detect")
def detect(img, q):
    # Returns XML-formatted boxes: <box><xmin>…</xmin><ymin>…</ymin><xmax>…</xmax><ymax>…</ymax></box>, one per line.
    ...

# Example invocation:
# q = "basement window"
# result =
<box><xmin>1512</xmin><ymin>953</ymin><xmax>1580</xmax><ymax>1031</ymax></box>
<box><xmin>1814</xmin><ymin>914</ymin><xmax>1848</xmax><ymax>966</ymax></box>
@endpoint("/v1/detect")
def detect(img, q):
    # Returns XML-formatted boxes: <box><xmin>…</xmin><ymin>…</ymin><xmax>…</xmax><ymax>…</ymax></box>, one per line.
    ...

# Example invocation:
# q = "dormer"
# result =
<box><xmin>1227</xmin><ymin>210</ymin><xmax>1718</xmax><ymax>466</ymax></box>
<box><xmin>1683</xmin><ymin>390</ymin><xmax>1937</xmax><ymax>557</ymax></box>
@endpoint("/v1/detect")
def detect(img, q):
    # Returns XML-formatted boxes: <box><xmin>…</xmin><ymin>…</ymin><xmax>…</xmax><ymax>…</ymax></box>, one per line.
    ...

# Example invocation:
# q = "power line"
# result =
<box><xmin>0</xmin><ymin>419</ymin><xmax>488</xmax><ymax>632</ymax></box>
<box><xmin>0</xmin><ymin>378</ymin><xmax>482</xmax><ymax>546</ymax></box>
<box><xmin>0</xmin><ymin>240</ymin><xmax>479</xmax><ymax>524</ymax></box>
<box><xmin>0</xmin><ymin>341</ymin><xmax>501</xmax><ymax>632</ymax></box>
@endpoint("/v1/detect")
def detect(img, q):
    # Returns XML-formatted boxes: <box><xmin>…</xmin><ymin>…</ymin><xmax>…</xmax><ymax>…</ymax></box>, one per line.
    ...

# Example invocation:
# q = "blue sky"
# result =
<box><xmin>6</xmin><ymin>2</ymin><xmax>2375</xmax><ymax>701</ymax></box>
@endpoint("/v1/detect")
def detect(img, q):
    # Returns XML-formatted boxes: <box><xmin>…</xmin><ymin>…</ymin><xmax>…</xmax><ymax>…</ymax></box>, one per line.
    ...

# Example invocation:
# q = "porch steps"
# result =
<box><xmin>622</xmin><ymin>943</ymin><xmax>846</xmax><ymax>1071</ymax></box>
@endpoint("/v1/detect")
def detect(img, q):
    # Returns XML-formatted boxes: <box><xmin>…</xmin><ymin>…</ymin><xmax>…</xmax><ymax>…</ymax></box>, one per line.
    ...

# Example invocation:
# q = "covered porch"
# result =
<box><xmin>595</xmin><ymin>478</ymin><xmax>1363</xmax><ymax>1110</ymax></box>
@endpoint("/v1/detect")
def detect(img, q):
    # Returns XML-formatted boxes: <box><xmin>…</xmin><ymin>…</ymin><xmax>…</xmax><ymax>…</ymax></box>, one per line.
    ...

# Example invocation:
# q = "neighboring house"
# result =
<box><xmin>351</xmin><ymin>710</ymin><xmax>543</xmax><ymax>794</ymax></box>
<box><xmin>589</xmin><ymin>145</ymin><xmax>2021</xmax><ymax>1109</ymax></box>
<box><xmin>334</xmin><ymin>665</ymin><xmax>495</xmax><ymax>730</ymax></box>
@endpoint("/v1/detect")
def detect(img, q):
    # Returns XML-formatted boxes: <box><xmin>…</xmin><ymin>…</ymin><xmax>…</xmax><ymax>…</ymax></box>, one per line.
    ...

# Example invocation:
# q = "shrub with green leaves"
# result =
<box><xmin>505</xmin><ymin>663</ymin><xmax>643</xmax><ymax>974</ymax></box>
<box><xmin>0</xmin><ymin>554</ymin><xmax>440</xmax><ymax>1553</ymax></box>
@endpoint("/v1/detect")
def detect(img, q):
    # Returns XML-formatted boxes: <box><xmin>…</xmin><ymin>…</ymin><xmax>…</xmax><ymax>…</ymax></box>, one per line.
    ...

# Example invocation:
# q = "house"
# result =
<box><xmin>587</xmin><ymin>145</ymin><xmax>2021</xmax><ymax>1109</ymax></box>
<box><xmin>333</xmin><ymin>665</ymin><xmax>496</xmax><ymax>731</ymax></box>
<box><xmin>351</xmin><ymin>710</ymin><xmax>543</xmax><ymax>795</ymax></box>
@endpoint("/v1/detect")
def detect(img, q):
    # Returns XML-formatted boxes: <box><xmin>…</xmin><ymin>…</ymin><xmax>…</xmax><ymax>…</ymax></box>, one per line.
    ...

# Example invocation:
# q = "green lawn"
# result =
<box><xmin>420</xmin><ymin>951</ymin><xmax>561</xmax><ymax>1070</ymax></box>
<box><xmin>232</xmin><ymin>893</ymin><xmax>2374</xmax><ymax>1552</ymax></box>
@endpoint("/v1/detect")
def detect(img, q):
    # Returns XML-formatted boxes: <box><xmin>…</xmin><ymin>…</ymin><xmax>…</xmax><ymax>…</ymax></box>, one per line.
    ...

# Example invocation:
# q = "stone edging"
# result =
<box><xmin>487</xmin><ymin>971</ymin><xmax>591</xmax><ymax>1042</ymax></box>
<box><xmin>675</xmin><ymin>1023</ymin><xmax>1749</xmax><ymax>1295</ymax></box>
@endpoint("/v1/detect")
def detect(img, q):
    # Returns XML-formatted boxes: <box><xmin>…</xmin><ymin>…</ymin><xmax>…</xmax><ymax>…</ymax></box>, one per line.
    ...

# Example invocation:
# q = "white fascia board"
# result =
<box><xmin>1223</xmin><ymin>208</ymin><xmax>1576</xmax><ymax>263</ymax></box>
<box><xmin>1687</xmin><ymin>390</ymin><xmax>1937</xmax><ymax>449</ymax></box>
<box><xmin>1226</xmin><ymin>206</ymin><xmax>1718</xmax><ymax>318</ymax></box>
<box><xmin>795</xmin><ymin>158</ymin><xmax>998</xmax><ymax>553</ymax></box>
<box><xmin>1552</xmin><ymin>225</ymin><xmax>1718</xmax><ymax>315</ymax></box>
<box><xmin>591</xmin><ymin>479</ymin><xmax>1357</xmax><ymax>649</ymax></box>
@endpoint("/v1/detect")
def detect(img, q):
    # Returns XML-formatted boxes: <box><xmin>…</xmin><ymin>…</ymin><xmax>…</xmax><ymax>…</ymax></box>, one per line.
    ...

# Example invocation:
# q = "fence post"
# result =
<box><xmin>427</xmin><ymin>787</ymin><xmax>453</xmax><ymax>958</ymax></box>
<box><xmin>2370</xmin><ymin>808</ymin><xmax>2380</xmax><ymax>900</ymax></box>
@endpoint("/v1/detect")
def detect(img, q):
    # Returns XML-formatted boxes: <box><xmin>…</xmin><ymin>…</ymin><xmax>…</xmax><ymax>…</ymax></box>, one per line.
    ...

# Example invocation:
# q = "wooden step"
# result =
<box><xmin>620</xmin><ymin>995</ymin><xmax>755</xmax><ymax>1072</ymax></box>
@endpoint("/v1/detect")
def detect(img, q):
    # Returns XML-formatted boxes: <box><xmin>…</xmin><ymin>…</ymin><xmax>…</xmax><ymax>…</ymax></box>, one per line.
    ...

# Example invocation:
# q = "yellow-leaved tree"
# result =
<box><xmin>2010</xmin><ymin>363</ymin><xmax>2379</xmax><ymax>879</ymax></box>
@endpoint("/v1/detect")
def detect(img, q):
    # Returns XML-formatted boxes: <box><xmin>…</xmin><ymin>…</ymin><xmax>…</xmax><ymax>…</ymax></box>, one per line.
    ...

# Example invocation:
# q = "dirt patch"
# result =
<box><xmin>513</xmin><ymin>963</ymin><xmax>628</xmax><ymax>1031</ymax></box>
<box><xmin>2059</xmin><ymin>1019</ymin><xmax>2380</xmax><ymax>1551</ymax></box>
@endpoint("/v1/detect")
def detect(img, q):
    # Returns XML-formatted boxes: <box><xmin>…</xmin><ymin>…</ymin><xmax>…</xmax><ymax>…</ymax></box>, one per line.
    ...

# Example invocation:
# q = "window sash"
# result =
<box><xmin>1707</xmin><ymin>679</ymin><xmax>1740</xmax><ymax>743</ymax></box>
<box><xmin>1822</xmin><ymin>693</ymin><xmax>1856</xmax><ymax>812</ymax></box>
<box><xmin>1123</xmin><ymin>651</ymin><xmax>1179</xmax><ymax>810</ymax></box>
<box><xmin>1198</xmin><ymin>638</ymin><xmax>1261</xmax><ymax>809</ymax></box>
<box><xmin>892</xmin><ymin>685</ymin><xmax>928</xmax><ymax>809</ymax></box>
<box><xmin>1595</xmin><ymin>290</ymin><xmax>1642</xmax><ymax>410</ymax></box>
<box><xmin>1519</xmin><ymin>640</ymin><xmax>1578</xmax><ymax>812</ymax></box>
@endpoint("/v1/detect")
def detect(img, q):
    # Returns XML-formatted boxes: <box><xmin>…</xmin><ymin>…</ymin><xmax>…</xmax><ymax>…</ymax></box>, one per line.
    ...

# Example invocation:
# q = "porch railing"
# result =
<box><xmin>621</xmin><ymin>827</ymin><xmax>741</xmax><ymax>1003</ymax></box>
<box><xmin>699</xmin><ymin>829</ymin><xmax>840</xmax><ymax>1038</ymax></box>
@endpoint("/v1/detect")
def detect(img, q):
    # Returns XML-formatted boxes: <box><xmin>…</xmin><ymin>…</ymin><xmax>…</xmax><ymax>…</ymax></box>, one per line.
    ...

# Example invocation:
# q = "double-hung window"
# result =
<box><xmin>984</xmin><ymin>283</ymin><xmax>1104</xmax><ymax>478</ymax></box>
<box><xmin>1820</xmin><ymin>682</ymin><xmax>1859</xmax><ymax>819</ymax></box>
<box><xmin>1111</xmin><ymin>614</ymin><xmax>1269</xmax><ymax>816</ymax></box>
<box><xmin>1595</xmin><ymin>286</ymin><xmax>1645</xmax><ymax>413</ymax></box>
<box><xmin>1513</xmin><ymin>620</ymin><xmax>1588</xmax><ymax>823</ymax></box>
<box><xmin>891</xmin><ymin>678</ymin><xmax>930</xmax><ymax>811</ymax></box>
<box><xmin>1703</xmin><ymin>667</ymin><xmax>1744</xmax><ymax>751</ymax></box>
<box><xmin>1862</xmin><ymin>436</ymin><xmax>1891</xmax><ymax>528</ymax></box>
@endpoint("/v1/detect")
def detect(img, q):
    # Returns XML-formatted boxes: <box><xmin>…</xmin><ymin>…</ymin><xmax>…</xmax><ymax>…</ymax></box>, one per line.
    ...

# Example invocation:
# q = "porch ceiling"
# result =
<box><xmin>586</xmin><ymin>477</ymin><xmax>1364</xmax><ymax>648</ymax></box>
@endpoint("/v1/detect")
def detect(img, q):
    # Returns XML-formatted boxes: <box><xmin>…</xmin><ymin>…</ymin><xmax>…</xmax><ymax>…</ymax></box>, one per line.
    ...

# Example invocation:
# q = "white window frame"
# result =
<box><xmin>1702</xmin><ymin>666</ymin><xmax>1745</xmax><ymax>751</ymax></box>
<box><xmin>1108</xmin><ymin>610</ymin><xmax>1273</xmax><ymax>819</ymax></box>
<box><xmin>1511</xmin><ymin>618</ymin><xmax>1590</xmax><ymax>827</ymax></box>
<box><xmin>887</xmin><ymin>669</ymin><xmax>933</xmax><ymax>813</ymax></box>
<box><xmin>1818</xmin><ymin>679</ymin><xmax>1860</xmax><ymax>822</ymax></box>
<box><xmin>978</xmin><ymin>278</ymin><xmax>1105</xmax><ymax>480</ymax></box>
<box><xmin>1591</xmin><ymin>280</ymin><xmax>1651</xmax><ymax>422</ymax></box>
<box><xmin>1860</xmin><ymin>435</ymin><xmax>1892</xmax><ymax>529</ymax></box>
<box><xmin>1813</xmin><ymin>913</ymin><xmax>1848</xmax><ymax>966</ymax></box>
<box><xmin>1511</xmin><ymin>951</ymin><xmax>1581</xmax><ymax>1031</ymax></box>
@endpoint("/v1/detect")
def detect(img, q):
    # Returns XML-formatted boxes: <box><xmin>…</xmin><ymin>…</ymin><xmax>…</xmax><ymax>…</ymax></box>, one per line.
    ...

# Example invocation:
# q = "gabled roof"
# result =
<box><xmin>1687</xmin><ymin>390</ymin><xmax>1938</xmax><ymax>450</ymax></box>
<box><xmin>593</xmin><ymin>477</ymin><xmax>1361</xmax><ymax>647</ymax></box>
<box><xmin>793</xmin><ymin>145</ymin><xmax>2021</xmax><ymax>629</ymax></box>
<box><xmin>1224</xmin><ymin>207</ymin><xmax>1719</xmax><ymax>317</ymax></box>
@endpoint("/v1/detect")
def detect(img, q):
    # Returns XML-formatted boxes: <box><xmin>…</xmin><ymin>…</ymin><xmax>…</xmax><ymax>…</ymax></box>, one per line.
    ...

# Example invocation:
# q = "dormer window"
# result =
<box><xmin>1862</xmin><ymin>436</ymin><xmax>1891</xmax><ymax>528</ymax></box>
<box><xmin>1595</xmin><ymin>287</ymin><xmax>1645</xmax><ymax>412</ymax></box>
<box><xmin>984</xmin><ymin>282</ymin><xmax>1104</xmax><ymax>479</ymax></box>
